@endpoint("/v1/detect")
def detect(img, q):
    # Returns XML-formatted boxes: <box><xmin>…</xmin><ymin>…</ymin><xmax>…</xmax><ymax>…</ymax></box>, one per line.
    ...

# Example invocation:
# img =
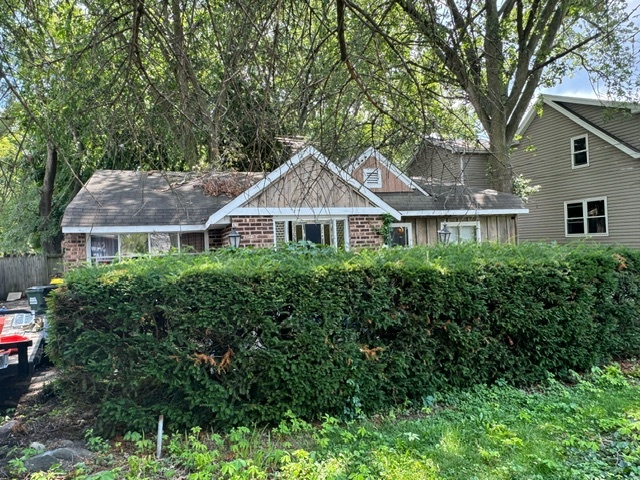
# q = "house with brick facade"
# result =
<box><xmin>61</xmin><ymin>146</ymin><xmax>528</xmax><ymax>269</ymax></box>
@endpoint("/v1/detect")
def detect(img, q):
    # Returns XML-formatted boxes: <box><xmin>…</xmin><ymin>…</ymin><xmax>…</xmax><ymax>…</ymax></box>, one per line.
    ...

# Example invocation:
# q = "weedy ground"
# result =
<box><xmin>3</xmin><ymin>362</ymin><xmax>640</xmax><ymax>479</ymax></box>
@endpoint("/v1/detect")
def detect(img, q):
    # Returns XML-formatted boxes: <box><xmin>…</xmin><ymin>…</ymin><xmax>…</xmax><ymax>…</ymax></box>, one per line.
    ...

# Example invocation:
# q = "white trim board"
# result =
<box><xmin>63</xmin><ymin>224</ymin><xmax>207</xmax><ymax>234</ymax></box>
<box><xmin>515</xmin><ymin>95</ymin><xmax>640</xmax><ymax>158</ymax></box>
<box><xmin>400</xmin><ymin>209</ymin><xmax>528</xmax><ymax>216</ymax></box>
<box><xmin>545</xmin><ymin>100</ymin><xmax>640</xmax><ymax>158</ymax></box>
<box><xmin>231</xmin><ymin>207</ymin><xmax>389</xmax><ymax>216</ymax></box>
<box><xmin>543</xmin><ymin>94</ymin><xmax>640</xmax><ymax>113</ymax></box>
<box><xmin>205</xmin><ymin>146</ymin><xmax>402</xmax><ymax>225</ymax></box>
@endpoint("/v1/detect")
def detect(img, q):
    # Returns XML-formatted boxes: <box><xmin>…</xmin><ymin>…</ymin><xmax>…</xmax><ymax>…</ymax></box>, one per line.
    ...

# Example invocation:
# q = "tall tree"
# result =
<box><xmin>337</xmin><ymin>0</ymin><xmax>638</xmax><ymax>191</ymax></box>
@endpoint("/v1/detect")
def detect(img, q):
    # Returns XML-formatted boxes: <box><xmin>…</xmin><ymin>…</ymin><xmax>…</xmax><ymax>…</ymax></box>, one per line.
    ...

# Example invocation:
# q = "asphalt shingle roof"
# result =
<box><xmin>62</xmin><ymin>168</ymin><xmax>526</xmax><ymax>231</ymax></box>
<box><xmin>378</xmin><ymin>182</ymin><xmax>527</xmax><ymax>212</ymax></box>
<box><xmin>61</xmin><ymin>170</ymin><xmax>263</xmax><ymax>229</ymax></box>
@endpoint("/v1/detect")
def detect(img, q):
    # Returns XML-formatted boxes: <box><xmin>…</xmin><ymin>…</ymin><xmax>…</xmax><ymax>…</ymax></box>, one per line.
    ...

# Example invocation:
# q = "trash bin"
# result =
<box><xmin>26</xmin><ymin>285</ymin><xmax>58</xmax><ymax>314</ymax></box>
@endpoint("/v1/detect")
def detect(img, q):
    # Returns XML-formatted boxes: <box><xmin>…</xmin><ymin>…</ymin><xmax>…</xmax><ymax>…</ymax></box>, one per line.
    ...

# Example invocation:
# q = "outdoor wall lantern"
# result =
<box><xmin>228</xmin><ymin>228</ymin><xmax>241</xmax><ymax>248</ymax></box>
<box><xmin>437</xmin><ymin>223</ymin><xmax>451</xmax><ymax>244</ymax></box>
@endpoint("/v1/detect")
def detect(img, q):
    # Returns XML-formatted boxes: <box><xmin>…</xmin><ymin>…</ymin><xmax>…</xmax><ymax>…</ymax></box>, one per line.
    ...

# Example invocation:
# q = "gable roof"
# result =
<box><xmin>516</xmin><ymin>94</ymin><xmax>640</xmax><ymax>158</ymax></box>
<box><xmin>346</xmin><ymin>147</ymin><xmax>429</xmax><ymax>196</ymax></box>
<box><xmin>62</xmin><ymin>146</ymin><xmax>528</xmax><ymax>235</ymax></box>
<box><xmin>205</xmin><ymin>146</ymin><xmax>402</xmax><ymax>225</ymax></box>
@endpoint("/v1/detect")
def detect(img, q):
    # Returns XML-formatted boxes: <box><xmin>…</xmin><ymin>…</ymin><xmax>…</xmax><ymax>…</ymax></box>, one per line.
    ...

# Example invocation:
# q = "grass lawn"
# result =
<box><xmin>7</xmin><ymin>363</ymin><xmax>640</xmax><ymax>479</ymax></box>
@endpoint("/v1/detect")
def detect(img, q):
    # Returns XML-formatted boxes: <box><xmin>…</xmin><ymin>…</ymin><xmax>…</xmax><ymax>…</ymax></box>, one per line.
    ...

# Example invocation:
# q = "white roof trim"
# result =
<box><xmin>515</xmin><ymin>95</ymin><xmax>640</xmax><ymax>158</ymax></box>
<box><xmin>62</xmin><ymin>224</ymin><xmax>207</xmax><ymax>234</ymax></box>
<box><xmin>347</xmin><ymin>147</ymin><xmax>430</xmax><ymax>196</ymax></box>
<box><xmin>514</xmin><ymin>102</ymin><xmax>540</xmax><ymax>143</ymax></box>
<box><xmin>544</xmin><ymin>98</ymin><xmax>640</xmax><ymax>159</ymax></box>
<box><xmin>543</xmin><ymin>94</ymin><xmax>640</xmax><ymax>113</ymax></box>
<box><xmin>399</xmin><ymin>208</ymin><xmax>528</xmax><ymax>216</ymax></box>
<box><xmin>232</xmin><ymin>207</ymin><xmax>389</xmax><ymax>216</ymax></box>
<box><xmin>205</xmin><ymin>146</ymin><xmax>402</xmax><ymax>225</ymax></box>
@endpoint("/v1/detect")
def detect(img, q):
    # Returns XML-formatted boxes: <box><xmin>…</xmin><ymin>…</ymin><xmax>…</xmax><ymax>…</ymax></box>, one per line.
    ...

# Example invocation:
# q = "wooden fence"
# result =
<box><xmin>0</xmin><ymin>255</ymin><xmax>63</xmax><ymax>301</ymax></box>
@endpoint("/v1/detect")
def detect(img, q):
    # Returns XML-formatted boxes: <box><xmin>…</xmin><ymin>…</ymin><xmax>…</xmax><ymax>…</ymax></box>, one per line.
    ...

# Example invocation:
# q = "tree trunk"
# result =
<box><xmin>170</xmin><ymin>0</ymin><xmax>199</xmax><ymax>166</ymax></box>
<box><xmin>487</xmin><ymin>121</ymin><xmax>513</xmax><ymax>193</ymax></box>
<box><xmin>39</xmin><ymin>141</ymin><xmax>59</xmax><ymax>254</ymax></box>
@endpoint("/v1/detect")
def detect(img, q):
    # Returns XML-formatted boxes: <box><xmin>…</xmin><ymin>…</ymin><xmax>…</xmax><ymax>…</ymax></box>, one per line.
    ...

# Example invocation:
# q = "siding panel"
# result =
<box><xmin>246</xmin><ymin>156</ymin><xmax>373</xmax><ymax>208</ymax></box>
<box><xmin>409</xmin><ymin>145</ymin><xmax>492</xmax><ymax>188</ymax></box>
<box><xmin>562</xmin><ymin>102</ymin><xmax>640</xmax><ymax>150</ymax></box>
<box><xmin>512</xmin><ymin>105</ymin><xmax>640</xmax><ymax>246</ymax></box>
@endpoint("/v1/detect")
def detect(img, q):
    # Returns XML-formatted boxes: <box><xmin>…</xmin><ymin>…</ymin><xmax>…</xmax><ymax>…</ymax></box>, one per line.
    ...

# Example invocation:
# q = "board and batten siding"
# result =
<box><xmin>409</xmin><ymin>145</ymin><xmax>492</xmax><ymax>189</ymax></box>
<box><xmin>246</xmin><ymin>155</ymin><xmax>373</xmax><ymax>209</ymax></box>
<box><xmin>512</xmin><ymin>105</ymin><xmax>640</xmax><ymax>246</ymax></box>
<box><xmin>351</xmin><ymin>155</ymin><xmax>413</xmax><ymax>193</ymax></box>
<box><xmin>404</xmin><ymin>215</ymin><xmax>518</xmax><ymax>245</ymax></box>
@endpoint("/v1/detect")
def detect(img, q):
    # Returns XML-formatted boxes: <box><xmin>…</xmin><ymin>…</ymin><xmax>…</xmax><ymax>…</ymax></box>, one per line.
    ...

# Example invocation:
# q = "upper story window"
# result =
<box><xmin>362</xmin><ymin>168</ymin><xmax>382</xmax><ymax>188</ymax></box>
<box><xmin>571</xmin><ymin>135</ymin><xmax>589</xmax><ymax>168</ymax></box>
<box><xmin>565</xmin><ymin>197</ymin><xmax>608</xmax><ymax>236</ymax></box>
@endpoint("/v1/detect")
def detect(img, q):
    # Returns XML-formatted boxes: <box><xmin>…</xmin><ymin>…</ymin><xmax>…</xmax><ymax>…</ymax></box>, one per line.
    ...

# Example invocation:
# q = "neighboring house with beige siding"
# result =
<box><xmin>61</xmin><ymin>146</ymin><xmax>528</xmax><ymax>269</ymax></box>
<box><xmin>511</xmin><ymin>94</ymin><xmax>640</xmax><ymax>246</ymax></box>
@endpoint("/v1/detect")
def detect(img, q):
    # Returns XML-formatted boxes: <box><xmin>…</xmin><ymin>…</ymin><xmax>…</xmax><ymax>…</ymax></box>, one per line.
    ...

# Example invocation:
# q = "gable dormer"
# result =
<box><xmin>347</xmin><ymin>147</ymin><xmax>428</xmax><ymax>194</ymax></box>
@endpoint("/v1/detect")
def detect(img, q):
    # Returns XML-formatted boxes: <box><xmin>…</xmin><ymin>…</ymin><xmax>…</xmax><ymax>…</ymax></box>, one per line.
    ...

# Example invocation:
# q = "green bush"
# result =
<box><xmin>47</xmin><ymin>243</ymin><xmax>640</xmax><ymax>434</ymax></box>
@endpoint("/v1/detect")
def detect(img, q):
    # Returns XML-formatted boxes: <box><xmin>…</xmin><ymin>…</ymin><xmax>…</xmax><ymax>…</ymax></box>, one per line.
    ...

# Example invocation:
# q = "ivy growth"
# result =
<box><xmin>375</xmin><ymin>213</ymin><xmax>396</xmax><ymax>246</ymax></box>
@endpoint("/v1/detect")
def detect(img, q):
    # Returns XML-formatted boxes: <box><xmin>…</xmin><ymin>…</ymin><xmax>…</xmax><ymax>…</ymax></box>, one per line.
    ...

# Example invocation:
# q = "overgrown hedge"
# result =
<box><xmin>48</xmin><ymin>243</ymin><xmax>640</xmax><ymax>434</ymax></box>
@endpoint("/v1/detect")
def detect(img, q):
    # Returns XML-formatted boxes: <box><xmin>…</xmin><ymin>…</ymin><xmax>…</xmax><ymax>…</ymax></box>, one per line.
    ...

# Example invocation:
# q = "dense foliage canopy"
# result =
<box><xmin>0</xmin><ymin>0</ymin><xmax>637</xmax><ymax>252</ymax></box>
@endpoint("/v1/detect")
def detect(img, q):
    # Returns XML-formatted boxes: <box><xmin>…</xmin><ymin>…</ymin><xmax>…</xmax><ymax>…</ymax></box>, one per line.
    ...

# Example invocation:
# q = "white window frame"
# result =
<box><xmin>441</xmin><ymin>221</ymin><xmax>481</xmax><ymax>243</ymax></box>
<box><xmin>571</xmin><ymin>134</ymin><xmax>589</xmax><ymax>169</ymax></box>
<box><xmin>86</xmin><ymin>231</ymin><xmax>208</xmax><ymax>262</ymax></box>
<box><xmin>390</xmin><ymin>222</ymin><xmax>413</xmax><ymax>247</ymax></box>
<box><xmin>362</xmin><ymin>167</ymin><xmax>382</xmax><ymax>188</ymax></box>
<box><xmin>564</xmin><ymin>197</ymin><xmax>608</xmax><ymax>237</ymax></box>
<box><xmin>272</xmin><ymin>217</ymin><xmax>350</xmax><ymax>249</ymax></box>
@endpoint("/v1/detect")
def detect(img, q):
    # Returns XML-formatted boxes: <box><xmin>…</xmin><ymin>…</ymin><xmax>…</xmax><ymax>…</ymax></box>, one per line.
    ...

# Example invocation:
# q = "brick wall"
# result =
<box><xmin>208</xmin><ymin>225</ymin><xmax>232</xmax><ymax>249</ymax></box>
<box><xmin>231</xmin><ymin>217</ymin><xmax>274</xmax><ymax>248</ymax></box>
<box><xmin>62</xmin><ymin>233</ymin><xmax>87</xmax><ymax>270</ymax></box>
<box><xmin>349</xmin><ymin>215</ymin><xmax>384</xmax><ymax>248</ymax></box>
<box><xmin>213</xmin><ymin>225</ymin><xmax>232</xmax><ymax>248</ymax></box>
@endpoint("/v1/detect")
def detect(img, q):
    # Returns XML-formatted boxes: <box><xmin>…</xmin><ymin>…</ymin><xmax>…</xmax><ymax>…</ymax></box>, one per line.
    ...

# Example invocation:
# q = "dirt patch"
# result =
<box><xmin>0</xmin><ymin>367</ymin><xmax>90</xmax><ymax>478</ymax></box>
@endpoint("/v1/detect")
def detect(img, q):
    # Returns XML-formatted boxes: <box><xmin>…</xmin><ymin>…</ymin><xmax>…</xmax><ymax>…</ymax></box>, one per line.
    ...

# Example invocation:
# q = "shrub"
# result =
<box><xmin>47</xmin><ymin>243</ymin><xmax>640</xmax><ymax>434</ymax></box>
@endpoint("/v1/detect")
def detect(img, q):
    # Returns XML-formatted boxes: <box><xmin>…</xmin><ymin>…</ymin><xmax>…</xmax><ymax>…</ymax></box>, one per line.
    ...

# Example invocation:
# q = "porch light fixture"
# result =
<box><xmin>228</xmin><ymin>228</ymin><xmax>241</xmax><ymax>248</ymax></box>
<box><xmin>437</xmin><ymin>223</ymin><xmax>451</xmax><ymax>244</ymax></box>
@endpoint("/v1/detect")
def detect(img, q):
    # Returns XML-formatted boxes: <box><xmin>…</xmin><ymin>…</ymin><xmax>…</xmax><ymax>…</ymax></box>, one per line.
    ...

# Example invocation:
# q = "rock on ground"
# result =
<box><xmin>24</xmin><ymin>447</ymin><xmax>94</xmax><ymax>473</ymax></box>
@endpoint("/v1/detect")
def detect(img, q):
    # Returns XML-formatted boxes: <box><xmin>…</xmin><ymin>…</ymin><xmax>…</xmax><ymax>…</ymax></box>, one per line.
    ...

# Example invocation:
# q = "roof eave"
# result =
<box><xmin>399</xmin><ymin>208</ymin><xmax>528</xmax><ymax>216</ymax></box>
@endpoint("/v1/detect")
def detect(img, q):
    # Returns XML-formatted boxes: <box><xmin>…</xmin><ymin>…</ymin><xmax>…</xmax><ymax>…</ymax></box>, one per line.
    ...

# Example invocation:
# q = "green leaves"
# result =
<box><xmin>48</xmin><ymin>244</ymin><xmax>640</xmax><ymax>434</ymax></box>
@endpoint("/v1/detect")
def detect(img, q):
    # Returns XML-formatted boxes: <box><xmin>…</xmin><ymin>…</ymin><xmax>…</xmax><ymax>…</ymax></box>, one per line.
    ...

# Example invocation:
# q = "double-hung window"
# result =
<box><xmin>571</xmin><ymin>135</ymin><xmax>589</xmax><ymax>168</ymax></box>
<box><xmin>565</xmin><ymin>197</ymin><xmax>608</xmax><ymax>236</ymax></box>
